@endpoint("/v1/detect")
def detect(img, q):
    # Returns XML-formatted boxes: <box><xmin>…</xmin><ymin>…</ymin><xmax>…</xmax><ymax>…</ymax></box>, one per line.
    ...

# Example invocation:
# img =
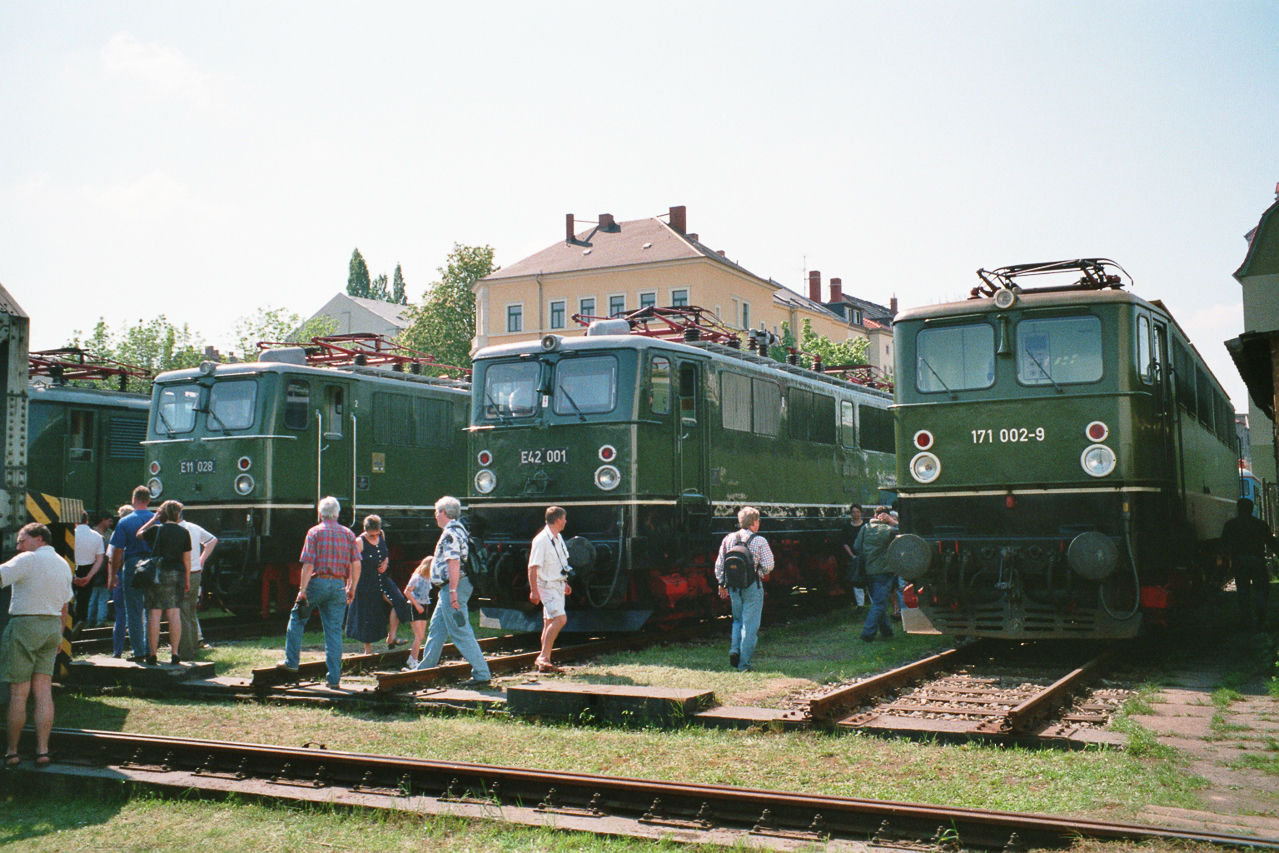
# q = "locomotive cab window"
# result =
<box><xmin>482</xmin><ymin>361</ymin><xmax>540</xmax><ymax>419</ymax></box>
<box><xmin>69</xmin><ymin>410</ymin><xmax>94</xmax><ymax>460</ymax></box>
<box><xmin>1137</xmin><ymin>315</ymin><xmax>1153</xmax><ymax>384</ymax></box>
<box><xmin>208</xmin><ymin>380</ymin><xmax>257</xmax><ymax>431</ymax></box>
<box><xmin>840</xmin><ymin>400</ymin><xmax>857</xmax><ymax>447</ymax></box>
<box><xmin>679</xmin><ymin>363</ymin><xmax>698</xmax><ymax>422</ymax></box>
<box><xmin>324</xmin><ymin>386</ymin><xmax>344</xmax><ymax>437</ymax></box>
<box><xmin>156</xmin><ymin>384</ymin><xmax>199</xmax><ymax>434</ymax></box>
<box><xmin>916</xmin><ymin>323</ymin><xmax>994</xmax><ymax>392</ymax></box>
<box><xmin>553</xmin><ymin>356</ymin><xmax>617</xmax><ymax>416</ymax></box>
<box><xmin>650</xmin><ymin>356</ymin><xmax>671</xmax><ymax>415</ymax></box>
<box><xmin>284</xmin><ymin>380</ymin><xmax>310</xmax><ymax>430</ymax></box>
<box><xmin>1016</xmin><ymin>315</ymin><xmax>1102</xmax><ymax>386</ymax></box>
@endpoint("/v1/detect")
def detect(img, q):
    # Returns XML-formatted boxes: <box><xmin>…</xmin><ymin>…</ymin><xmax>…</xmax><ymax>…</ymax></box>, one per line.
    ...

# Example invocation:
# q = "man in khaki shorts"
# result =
<box><xmin>1</xmin><ymin>523</ymin><xmax>73</xmax><ymax>768</ymax></box>
<box><xmin>527</xmin><ymin>506</ymin><xmax>571</xmax><ymax>673</ymax></box>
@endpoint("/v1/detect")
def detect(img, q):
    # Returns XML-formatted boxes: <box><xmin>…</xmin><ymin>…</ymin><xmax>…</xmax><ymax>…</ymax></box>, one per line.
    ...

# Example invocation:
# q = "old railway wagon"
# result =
<box><xmin>889</xmin><ymin>260</ymin><xmax>1239</xmax><ymax>639</ymax></box>
<box><xmin>144</xmin><ymin>336</ymin><xmax>469</xmax><ymax>616</ymax></box>
<box><xmin>467</xmin><ymin>309</ymin><xmax>896</xmax><ymax>632</ymax></box>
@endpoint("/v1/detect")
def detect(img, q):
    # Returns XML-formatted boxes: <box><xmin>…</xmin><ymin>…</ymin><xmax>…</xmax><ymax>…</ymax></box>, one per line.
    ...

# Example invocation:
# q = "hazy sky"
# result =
<box><xmin>2</xmin><ymin>1</ymin><xmax>1275</xmax><ymax>409</ymax></box>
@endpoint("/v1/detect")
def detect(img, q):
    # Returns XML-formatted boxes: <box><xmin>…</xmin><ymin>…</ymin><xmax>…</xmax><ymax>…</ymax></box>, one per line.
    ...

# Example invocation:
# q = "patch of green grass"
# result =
<box><xmin>1118</xmin><ymin>684</ymin><xmax>1160</xmax><ymax>716</ymax></box>
<box><xmin>1224</xmin><ymin>752</ymin><xmax>1279</xmax><ymax>775</ymax></box>
<box><xmin>1211</xmin><ymin>687</ymin><xmax>1243</xmax><ymax>708</ymax></box>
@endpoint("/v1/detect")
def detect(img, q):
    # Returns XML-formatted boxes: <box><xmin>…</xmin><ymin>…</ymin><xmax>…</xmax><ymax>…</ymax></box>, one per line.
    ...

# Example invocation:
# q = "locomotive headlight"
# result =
<box><xmin>913</xmin><ymin>430</ymin><xmax>934</xmax><ymax>450</ymax></box>
<box><xmin>147</xmin><ymin>477</ymin><xmax>163</xmax><ymax>497</ymax></box>
<box><xmin>475</xmin><ymin>469</ymin><xmax>496</xmax><ymax>494</ymax></box>
<box><xmin>234</xmin><ymin>474</ymin><xmax>255</xmax><ymax>495</ymax></box>
<box><xmin>477</xmin><ymin>449</ymin><xmax>493</xmax><ymax>466</ymax></box>
<box><xmin>149</xmin><ymin>461</ymin><xmax>161</xmax><ymax>476</ymax></box>
<box><xmin>237</xmin><ymin>456</ymin><xmax>252</xmax><ymax>472</ymax></box>
<box><xmin>599</xmin><ymin>444</ymin><xmax>617</xmax><ymax>462</ymax></box>
<box><xmin>1080</xmin><ymin>444</ymin><xmax>1116</xmax><ymax>478</ymax></box>
<box><xmin>909</xmin><ymin>451</ymin><xmax>941</xmax><ymax>484</ymax></box>
<box><xmin>594</xmin><ymin>464</ymin><xmax>621</xmax><ymax>491</ymax></box>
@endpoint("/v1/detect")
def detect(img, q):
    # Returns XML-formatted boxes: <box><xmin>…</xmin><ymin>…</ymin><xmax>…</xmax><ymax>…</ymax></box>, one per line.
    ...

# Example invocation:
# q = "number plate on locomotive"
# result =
<box><xmin>519</xmin><ymin>448</ymin><xmax>567</xmax><ymax>465</ymax></box>
<box><xmin>180</xmin><ymin>459</ymin><xmax>215</xmax><ymax>474</ymax></box>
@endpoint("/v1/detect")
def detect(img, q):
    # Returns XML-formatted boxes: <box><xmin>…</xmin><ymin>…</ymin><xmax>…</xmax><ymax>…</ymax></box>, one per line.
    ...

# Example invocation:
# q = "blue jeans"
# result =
<box><xmin>283</xmin><ymin>577</ymin><xmax>348</xmax><ymax>687</ymax></box>
<box><xmin>87</xmin><ymin>585</ymin><xmax>111</xmax><ymax>627</ymax></box>
<box><xmin>120</xmin><ymin>558</ymin><xmax>149</xmax><ymax>657</ymax></box>
<box><xmin>862</xmin><ymin>573</ymin><xmax>896</xmax><ymax>640</ymax></box>
<box><xmin>729</xmin><ymin>582</ymin><xmax>765</xmax><ymax>670</ymax></box>
<box><xmin>417</xmin><ymin>576</ymin><xmax>490</xmax><ymax>680</ymax></box>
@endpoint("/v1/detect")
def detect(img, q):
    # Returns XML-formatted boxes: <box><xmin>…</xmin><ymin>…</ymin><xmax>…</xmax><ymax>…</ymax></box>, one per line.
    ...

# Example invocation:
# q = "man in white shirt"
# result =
<box><xmin>178</xmin><ymin>515</ymin><xmax>218</xmax><ymax>659</ymax></box>
<box><xmin>527</xmin><ymin>506</ymin><xmax>572</xmax><ymax>673</ymax></box>
<box><xmin>72</xmin><ymin>512</ymin><xmax>106</xmax><ymax>627</ymax></box>
<box><xmin>1</xmin><ymin>523</ymin><xmax>73</xmax><ymax>768</ymax></box>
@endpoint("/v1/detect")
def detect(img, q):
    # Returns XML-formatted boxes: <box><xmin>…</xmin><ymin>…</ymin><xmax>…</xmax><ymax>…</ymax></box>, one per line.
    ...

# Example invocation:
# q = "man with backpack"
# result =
<box><xmin>714</xmin><ymin>506</ymin><xmax>774</xmax><ymax>672</ymax></box>
<box><xmin>854</xmin><ymin>506</ymin><xmax>899</xmax><ymax>642</ymax></box>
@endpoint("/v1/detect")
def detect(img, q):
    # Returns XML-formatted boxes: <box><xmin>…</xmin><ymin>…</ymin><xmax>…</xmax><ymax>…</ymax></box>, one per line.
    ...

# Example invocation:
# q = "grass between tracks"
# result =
<box><xmin>9</xmin><ymin>589</ymin><xmax>1276</xmax><ymax>851</ymax></box>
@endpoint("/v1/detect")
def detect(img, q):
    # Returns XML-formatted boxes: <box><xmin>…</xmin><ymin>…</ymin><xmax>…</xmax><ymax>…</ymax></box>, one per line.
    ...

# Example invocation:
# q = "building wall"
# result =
<box><xmin>1239</xmin><ymin>272</ymin><xmax>1279</xmax><ymax>484</ymax></box>
<box><xmin>474</xmin><ymin>258</ymin><xmax>865</xmax><ymax>352</ymax></box>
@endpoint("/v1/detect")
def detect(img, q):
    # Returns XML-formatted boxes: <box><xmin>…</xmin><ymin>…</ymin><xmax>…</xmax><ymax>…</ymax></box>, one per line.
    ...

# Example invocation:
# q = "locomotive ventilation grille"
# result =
<box><xmin>924</xmin><ymin>603</ymin><xmax>1102</xmax><ymax>636</ymax></box>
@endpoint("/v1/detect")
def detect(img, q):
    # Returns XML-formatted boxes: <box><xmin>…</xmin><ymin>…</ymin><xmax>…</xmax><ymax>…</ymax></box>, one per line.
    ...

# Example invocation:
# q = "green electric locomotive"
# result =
<box><xmin>889</xmin><ymin>260</ymin><xmax>1238</xmax><ymax>639</ymax></box>
<box><xmin>144</xmin><ymin>336</ymin><xmax>470</xmax><ymax>615</ymax></box>
<box><xmin>468</xmin><ymin>310</ymin><xmax>896</xmax><ymax>632</ymax></box>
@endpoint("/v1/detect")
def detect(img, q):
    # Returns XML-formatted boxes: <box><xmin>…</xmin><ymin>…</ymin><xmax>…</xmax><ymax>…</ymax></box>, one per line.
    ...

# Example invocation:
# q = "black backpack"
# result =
<box><xmin>722</xmin><ymin>532</ymin><xmax>759</xmax><ymax>589</ymax></box>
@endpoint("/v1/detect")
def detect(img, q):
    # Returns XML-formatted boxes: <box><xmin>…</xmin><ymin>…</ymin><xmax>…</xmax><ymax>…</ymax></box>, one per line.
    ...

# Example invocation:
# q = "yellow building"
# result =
<box><xmin>472</xmin><ymin>206</ymin><xmax>887</xmax><ymax>371</ymax></box>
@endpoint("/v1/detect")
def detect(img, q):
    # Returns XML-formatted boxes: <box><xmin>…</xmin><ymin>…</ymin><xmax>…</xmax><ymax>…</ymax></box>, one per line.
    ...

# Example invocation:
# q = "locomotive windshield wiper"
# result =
<box><xmin>919</xmin><ymin>356</ymin><xmax>955</xmax><ymax>398</ymax></box>
<box><xmin>204</xmin><ymin>405</ymin><xmax>230</xmax><ymax>435</ymax></box>
<box><xmin>483</xmin><ymin>390</ymin><xmax>510</xmax><ymax>423</ymax></box>
<box><xmin>1024</xmin><ymin>350</ymin><xmax>1064</xmax><ymax>394</ymax></box>
<box><xmin>155</xmin><ymin>407</ymin><xmax>176</xmax><ymax>438</ymax></box>
<box><xmin>557</xmin><ymin>384</ymin><xmax>587</xmax><ymax>422</ymax></box>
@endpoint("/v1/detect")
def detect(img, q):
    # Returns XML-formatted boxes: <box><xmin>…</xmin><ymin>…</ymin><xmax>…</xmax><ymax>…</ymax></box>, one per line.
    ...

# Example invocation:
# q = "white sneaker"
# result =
<box><xmin>404</xmin><ymin>658</ymin><xmax>420</xmax><ymax>672</ymax></box>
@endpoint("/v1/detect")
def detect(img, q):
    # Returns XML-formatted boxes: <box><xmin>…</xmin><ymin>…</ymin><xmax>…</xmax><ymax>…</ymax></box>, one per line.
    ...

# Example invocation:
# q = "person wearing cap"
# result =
<box><xmin>853</xmin><ymin>506</ymin><xmax>899</xmax><ymax>642</ymax></box>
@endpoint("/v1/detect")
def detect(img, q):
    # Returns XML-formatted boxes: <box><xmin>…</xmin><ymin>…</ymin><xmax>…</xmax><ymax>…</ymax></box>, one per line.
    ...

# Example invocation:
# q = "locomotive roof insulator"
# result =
<box><xmin>255</xmin><ymin>333</ymin><xmax>470</xmax><ymax>379</ymax></box>
<box><xmin>973</xmin><ymin>258</ymin><xmax>1133</xmax><ymax>300</ymax></box>
<box><xmin>29</xmin><ymin>347</ymin><xmax>151</xmax><ymax>386</ymax></box>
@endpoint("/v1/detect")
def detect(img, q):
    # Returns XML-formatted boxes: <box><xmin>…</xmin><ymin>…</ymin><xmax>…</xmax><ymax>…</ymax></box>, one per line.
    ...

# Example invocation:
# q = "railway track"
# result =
<box><xmin>7</xmin><ymin>727</ymin><xmax>1273</xmax><ymax>851</ymax></box>
<box><xmin>72</xmin><ymin>613</ymin><xmax>288</xmax><ymax>656</ymax></box>
<box><xmin>809</xmin><ymin>640</ymin><xmax>1127</xmax><ymax>742</ymax></box>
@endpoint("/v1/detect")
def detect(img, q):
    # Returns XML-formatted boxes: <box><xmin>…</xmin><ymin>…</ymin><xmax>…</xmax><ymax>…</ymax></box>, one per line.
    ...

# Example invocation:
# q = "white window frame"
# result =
<box><xmin>670</xmin><ymin>288</ymin><xmax>689</xmax><ymax>307</ymax></box>
<box><xmin>639</xmin><ymin>291</ymin><xmax>656</xmax><ymax>309</ymax></box>
<box><xmin>608</xmin><ymin>293</ymin><xmax>626</xmax><ymax>317</ymax></box>
<box><xmin>506</xmin><ymin>302</ymin><xmax>524</xmax><ymax>333</ymax></box>
<box><xmin>579</xmin><ymin>296</ymin><xmax>596</xmax><ymax>319</ymax></box>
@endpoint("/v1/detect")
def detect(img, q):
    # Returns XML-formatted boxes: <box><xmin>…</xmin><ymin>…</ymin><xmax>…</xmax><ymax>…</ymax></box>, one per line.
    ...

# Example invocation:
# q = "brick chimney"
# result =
<box><xmin>566</xmin><ymin>213</ymin><xmax>575</xmax><ymax>243</ymax></box>
<box><xmin>890</xmin><ymin>296</ymin><xmax>898</xmax><ymax>316</ymax></box>
<box><xmin>830</xmin><ymin>277</ymin><xmax>843</xmax><ymax>303</ymax></box>
<box><xmin>808</xmin><ymin>270</ymin><xmax>821</xmax><ymax>302</ymax></box>
<box><xmin>669</xmin><ymin>205</ymin><xmax>687</xmax><ymax>234</ymax></box>
<box><xmin>599</xmin><ymin>213</ymin><xmax>615</xmax><ymax>231</ymax></box>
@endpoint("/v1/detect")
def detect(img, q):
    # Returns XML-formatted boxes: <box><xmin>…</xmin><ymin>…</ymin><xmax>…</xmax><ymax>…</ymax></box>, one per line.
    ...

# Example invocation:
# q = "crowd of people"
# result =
<box><xmin>2</xmin><ymin>486</ymin><xmax>1275</xmax><ymax>767</ymax></box>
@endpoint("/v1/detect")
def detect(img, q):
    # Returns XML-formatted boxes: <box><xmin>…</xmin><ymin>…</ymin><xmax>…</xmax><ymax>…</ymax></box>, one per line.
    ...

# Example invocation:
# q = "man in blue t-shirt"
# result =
<box><xmin>108</xmin><ymin>486</ymin><xmax>154</xmax><ymax>661</ymax></box>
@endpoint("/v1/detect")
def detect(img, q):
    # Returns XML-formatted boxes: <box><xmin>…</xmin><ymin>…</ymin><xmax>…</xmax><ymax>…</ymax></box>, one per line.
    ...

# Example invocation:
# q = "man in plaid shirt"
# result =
<box><xmin>279</xmin><ymin>496</ymin><xmax>360</xmax><ymax>689</ymax></box>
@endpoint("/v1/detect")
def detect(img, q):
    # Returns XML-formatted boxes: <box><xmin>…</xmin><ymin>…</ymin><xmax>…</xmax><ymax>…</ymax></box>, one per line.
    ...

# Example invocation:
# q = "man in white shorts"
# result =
<box><xmin>527</xmin><ymin>505</ymin><xmax>571</xmax><ymax>673</ymax></box>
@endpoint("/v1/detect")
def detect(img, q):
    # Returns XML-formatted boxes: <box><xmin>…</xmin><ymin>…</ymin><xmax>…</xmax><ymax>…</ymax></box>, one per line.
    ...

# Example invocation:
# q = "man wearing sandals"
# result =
<box><xmin>1</xmin><ymin>523</ymin><xmax>72</xmax><ymax>768</ymax></box>
<box><xmin>527</xmin><ymin>506</ymin><xmax>571</xmax><ymax>673</ymax></box>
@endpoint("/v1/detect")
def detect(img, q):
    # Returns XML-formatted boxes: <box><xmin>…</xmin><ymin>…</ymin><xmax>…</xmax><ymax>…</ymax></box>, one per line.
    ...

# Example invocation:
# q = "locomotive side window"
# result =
<box><xmin>208</xmin><ymin>381</ymin><xmax>257</xmax><ymax>431</ymax></box>
<box><xmin>1195</xmin><ymin>365</ymin><xmax>1213</xmax><ymax>432</ymax></box>
<box><xmin>1173</xmin><ymin>340</ymin><xmax>1195</xmax><ymax>418</ymax></box>
<box><xmin>482</xmin><ymin>361</ymin><xmax>540</xmax><ymax>419</ymax></box>
<box><xmin>1015</xmin><ymin>315</ymin><xmax>1102</xmax><ymax>386</ymax></box>
<box><xmin>1137</xmin><ymin>315</ymin><xmax>1152</xmax><ymax>384</ymax></box>
<box><xmin>859</xmin><ymin>404</ymin><xmax>895</xmax><ymax>454</ymax></box>
<box><xmin>553</xmin><ymin>356</ymin><xmax>617</xmax><ymax>416</ymax></box>
<box><xmin>284</xmin><ymin>381</ymin><xmax>310</xmax><ymax>430</ymax></box>
<box><xmin>839</xmin><ymin>400</ymin><xmax>857</xmax><ymax>447</ymax></box>
<box><xmin>157</xmin><ymin>384</ymin><xmax>199</xmax><ymax>433</ymax></box>
<box><xmin>679</xmin><ymin>363</ymin><xmax>697</xmax><ymax>421</ymax></box>
<box><xmin>650</xmin><ymin>357</ymin><xmax>671</xmax><ymax>414</ymax></box>
<box><xmin>752</xmin><ymin>378</ymin><xmax>780</xmax><ymax>436</ymax></box>
<box><xmin>69</xmin><ymin>410</ymin><xmax>93</xmax><ymax>460</ymax></box>
<box><xmin>786</xmin><ymin>389</ymin><xmax>836</xmax><ymax>444</ymax></box>
<box><xmin>916</xmin><ymin>323</ymin><xmax>994</xmax><ymax>392</ymax></box>
<box><xmin>721</xmin><ymin>372</ymin><xmax>750</xmax><ymax>432</ymax></box>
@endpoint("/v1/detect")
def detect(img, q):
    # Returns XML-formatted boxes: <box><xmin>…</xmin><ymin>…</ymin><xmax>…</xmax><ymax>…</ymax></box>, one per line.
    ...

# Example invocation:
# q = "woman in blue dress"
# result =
<box><xmin>345</xmin><ymin>514</ymin><xmax>390</xmax><ymax>654</ymax></box>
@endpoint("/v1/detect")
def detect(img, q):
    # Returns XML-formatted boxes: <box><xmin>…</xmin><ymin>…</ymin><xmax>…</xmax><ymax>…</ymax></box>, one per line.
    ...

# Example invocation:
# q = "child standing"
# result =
<box><xmin>402</xmin><ymin>557</ymin><xmax>432</xmax><ymax>670</ymax></box>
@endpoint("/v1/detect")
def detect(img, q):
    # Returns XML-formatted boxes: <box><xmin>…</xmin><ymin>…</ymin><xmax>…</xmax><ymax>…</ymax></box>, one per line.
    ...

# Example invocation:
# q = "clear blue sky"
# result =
<box><xmin>1</xmin><ymin>1</ymin><xmax>1275</xmax><ymax>409</ymax></box>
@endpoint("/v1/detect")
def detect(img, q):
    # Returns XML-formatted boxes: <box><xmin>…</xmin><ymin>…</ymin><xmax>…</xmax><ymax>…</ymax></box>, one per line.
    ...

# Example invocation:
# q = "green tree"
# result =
<box><xmin>65</xmin><ymin>316</ymin><xmax>207</xmax><ymax>392</ymax></box>
<box><xmin>769</xmin><ymin>319</ymin><xmax>868</xmax><ymax>367</ymax></box>
<box><xmin>392</xmin><ymin>264</ymin><xmax>407</xmax><ymax>305</ymax></box>
<box><xmin>233</xmin><ymin>308</ymin><xmax>338</xmax><ymax>361</ymax></box>
<box><xmin>347</xmin><ymin>249</ymin><xmax>371</xmax><ymax>298</ymax></box>
<box><xmin>400</xmin><ymin>243</ymin><xmax>495</xmax><ymax>370</ymax></box>
<box><xmin>370</xmin><ymin>273</ymin><xmax>389</xmax><ymax>302</ymax></box>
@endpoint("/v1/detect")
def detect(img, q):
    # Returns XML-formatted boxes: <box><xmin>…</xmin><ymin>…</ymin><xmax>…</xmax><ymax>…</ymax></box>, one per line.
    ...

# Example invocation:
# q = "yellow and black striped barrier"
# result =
<box><xmin>24</xmin><ymin>491</ymin><xmax>85</xmax><ymax>681</ymax></box>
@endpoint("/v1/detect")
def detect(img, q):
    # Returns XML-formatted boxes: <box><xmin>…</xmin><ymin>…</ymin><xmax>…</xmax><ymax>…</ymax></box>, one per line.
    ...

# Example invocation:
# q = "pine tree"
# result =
<box><xmin>392</xmin><ymin>264</ymin><xmax>407</xmax><ymax>304</ymax></box>
<box><xmin>347</xmin><ymin>249</ymin><xmax>371</xmax><ymax>298</ymax></box>
<box><xmin>370</xmin><ymin>273</ymin><xmax>389</xmax><ymax>302</ymax></box>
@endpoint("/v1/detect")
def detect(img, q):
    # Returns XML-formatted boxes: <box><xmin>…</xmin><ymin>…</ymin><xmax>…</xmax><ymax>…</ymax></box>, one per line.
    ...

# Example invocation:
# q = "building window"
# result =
<box><xmin>549</xmin><ymin>300</ymin><xmax>566</xmax><ymax>330</ymax></box>
<box><xmin>506</xmin><ymin>304</ymin><xmax>523</xmax><ymax>333</ymax></box>
<box><xmin>609</xmin><ymin>295</ymin><xmax>626</xmax><ymax>317</ymax></box>
<box><xmin>671</xmin><ymin>288</ymin><xmax>689</xmax><ymax>307</ymax></box>
<box><xmin>741</xmin><ymin>302</ymin><xmax>750</xmax><ymax>330</ymax></box>
<box><xmin>639</xmin><ymin>291</ymin><xmax>656</xmax><ymax>309</ymax></box>
<box><xmin>579</xmin><ymin>297</ymin><xmax>595</xmax><ymax>319</ymax></box>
